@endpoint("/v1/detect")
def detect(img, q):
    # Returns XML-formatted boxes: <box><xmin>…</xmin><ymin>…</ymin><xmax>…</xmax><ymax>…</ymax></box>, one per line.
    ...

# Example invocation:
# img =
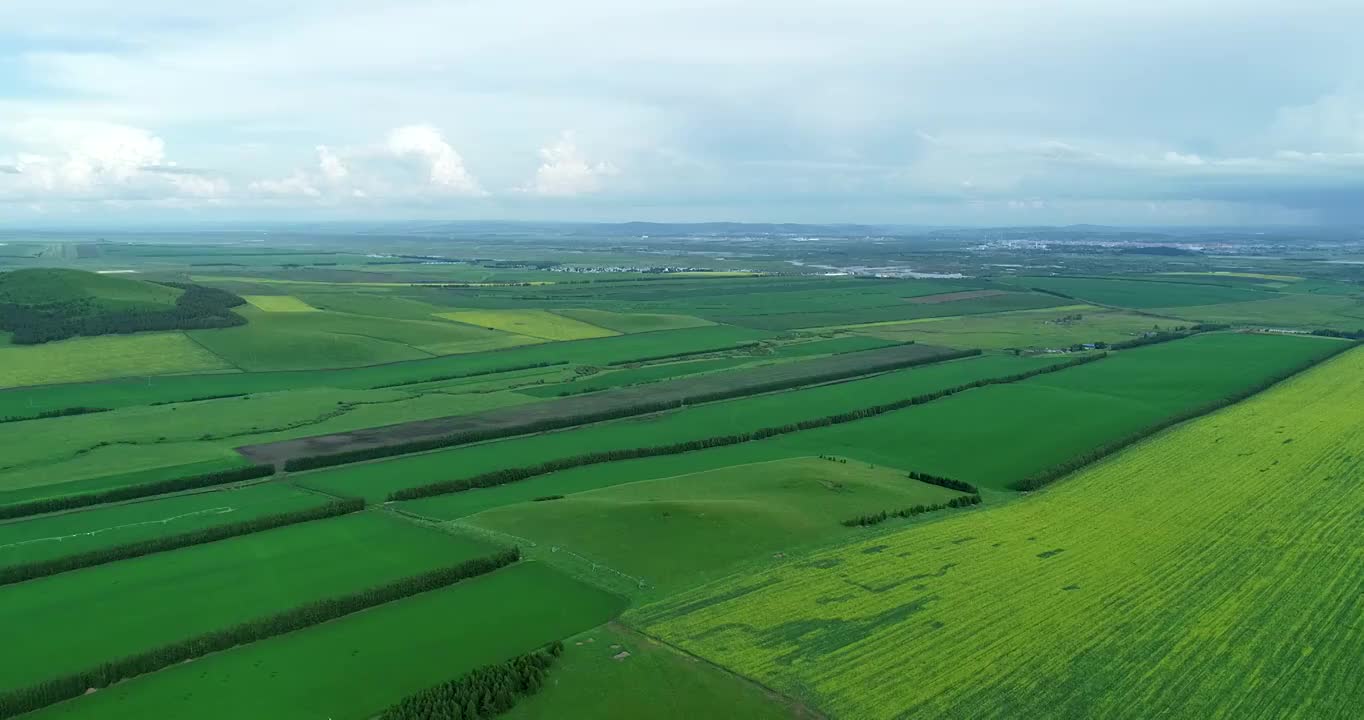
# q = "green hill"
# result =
<box><xmin>0</xmin><ymin>269</ymin><xmax>245</xmax><ymax>344</ymax></box>
<box><xmin>0</xmin><ymin>269</ymin><xmax>182</xmax><ymax>310</ymax></box>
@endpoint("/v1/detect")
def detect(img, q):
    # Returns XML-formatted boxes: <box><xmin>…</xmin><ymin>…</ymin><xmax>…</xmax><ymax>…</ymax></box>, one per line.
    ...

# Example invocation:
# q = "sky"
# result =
<box><xmin>1</xmin><ymin>0</ymin><xmax>1362</xmax><ymax>226</ymax></box>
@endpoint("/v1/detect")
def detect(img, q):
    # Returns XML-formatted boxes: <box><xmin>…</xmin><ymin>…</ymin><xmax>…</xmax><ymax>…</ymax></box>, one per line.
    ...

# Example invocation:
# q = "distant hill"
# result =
<box><xmin>0</xmin><ymin>268</ymin><xmax>246</xmax><ymax>344</ymax></box>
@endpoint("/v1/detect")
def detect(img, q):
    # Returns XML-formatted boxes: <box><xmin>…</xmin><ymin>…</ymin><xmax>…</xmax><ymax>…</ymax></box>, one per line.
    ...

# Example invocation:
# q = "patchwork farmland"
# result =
<box><xmin>1</xmin><ymin>230</ymin><xmax>1362</xmax><ymax>719</ymax></box>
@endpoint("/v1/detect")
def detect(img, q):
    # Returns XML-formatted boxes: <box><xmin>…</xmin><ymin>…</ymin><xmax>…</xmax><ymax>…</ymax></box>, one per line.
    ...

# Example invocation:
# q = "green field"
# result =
<box><xmin>462</xmin><ymin>457</ymin><xmax>969</xmax><ymax>597</ymax></box>
<box><xmin>298</xmin><ymin>353</ymin><xmax>1055</xmax><ymax>502</ymax></box>
<box><xmin>634</xmin><ymin>347</ymin><xmax>1364</xmax><ymax>720</ymax></box>
<box><xmin>1012</xmin><ymin>276</ymin><xmax>1272</xmax><ymax>308</ymax></box>
<box><xmin>0</xmin><ymin>511</ymin><xmax>493</xmax><ymax>691</ymax></box>
<box><xmin>0</xmin><ymin>458</ymin><xmax>249</xmax><ymax>508</ymax></box>
<box><xmin>27</xmin><ymin>563</ymin><xmax>624</xmax><ymax>720</ymax></box>
<box><xmin>0</xmin><ymin>325</ymin><xmax>772</xmax><ymax>417</ymax></box>
<box><xmin>552</xmin><ymin>308</ymin><xmax>715</xmax><ymax>333</ymax></box>
<box><xmin>0</xmin><ymin>482</ymin><xmax>329</xmax><ymax>568</ymax></box>
<box><xmin>850</xmin><ymin>306</ymin><xmax>1169</xmax><ymax>350</ymax></box>
<box><xmin>438</xmin><ymin>309</ymin><xmax>620</xmax><ymax>341</ymax></box>
<box><xmin>718</xmin><ymin>290</ymin><xmax>1068</xmax><ymax>330</ymax></box>
<box><xmin>0</xmin><ymin>268</ymin><xmax>180</xmax><ymax>309</ymax></box>
<box><xmin>0</xmin><ymin>333</ymin><xmax>236</xmax><ymax>389</ymax></box>
<box><xmin>241</xmin><ymin>294</ymin><xmax>319</xmax><ymax>312</ymax></box>
<box><xmin>1159</xmin><ymin>292</ymin><xmax>1364</xmax><ymax>329</ymax></box>
<box><xmin>505</xmin><ymin>624</ymin><xmax>795</xmax><ymax>720</ymax></box>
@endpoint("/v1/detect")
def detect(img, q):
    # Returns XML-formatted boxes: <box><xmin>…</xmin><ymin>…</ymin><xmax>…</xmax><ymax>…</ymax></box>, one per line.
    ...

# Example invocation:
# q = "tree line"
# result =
<box><xmin>606</xmin><ymin>342</ymin><xmax>763</xmax><ymax>366</ymax></box>
<box><xmin>0</xmin><ymin>282</ymin><xmax>246</xmax><ymax>344</ymax></box>
<box><xmin>378</xmin><ymin>642</ymin><xmax>564</xmax><ymax>720</ymax></box>
<box><xmin>1106</xmin><ymin>324</ymin><xmax>1228</xmax><ymax>351</ymax></box>
<box><xmin>391</xmin><ymin>353</ymin><xmax>1104</xmax><ymax>502</ymax></box>
<box><xmin>1310</xmin><ymin>328</ymin><xmax>1364</xmax><ymax>340</ymax></box>
<box><xmin>0</xmin><ymin>498</ymin><xmax>363</xmax><ymax>588</ymax></box>
<box><xmin>369</xmin><ymin>360</ymin><xmax>570</xmax><ymax>390</ymax></box>
<box><xmin>0</xmin><ymin>547</ymin><xmax>521</xmax><ymax>720</ymax></box>
<box><xmin>0</xmin><ymin>406</ymin><xmax>110</xmax><ymax>425</ymax></box>
<box><xmin>907</xmin><ymin>470</ymin><xmax>979</xmax><ymax>494</ymax></box>
<box><xmin>0</xmin><ymin>464</ymin><xmax>274</xmax><ymax>521</ymax></box>
<box><xmin>284</xmin><ymin>347</ymin><xmax>982</xmax><ymax>472</ymax></box>
<box><xmin>842</xmin><ymin>493</ymin><xmax>982</xmax><ymax>527</ymax></box>
<box><xmin>1011</xmin><ymin>338</ymin><xmax>1359</xmax><ymax>491</ymax></box>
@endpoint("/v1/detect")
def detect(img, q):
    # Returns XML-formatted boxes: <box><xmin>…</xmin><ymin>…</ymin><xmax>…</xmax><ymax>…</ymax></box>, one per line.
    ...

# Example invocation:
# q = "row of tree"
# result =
<box><xmin>391</xmin><ymin>353</ymin><xmax>1104</xmax><ymax>502</ymax></box>
<box><xmin>378</xmin><ymin>642</ymin><xmax>564</xmax><ymax>720</ymax></box>
<box><xmin>1310</xmin><ymin>328</ymin><xmax>1364</xmax><ymax>340</ymax></box>
<box><xmin>285</xmin><ymin>347</ymin><xmax>982</xmax><ymax>472</ymax></box>
<box><xmin>606</xmin><ymin>342</ymin><xmax>764</xmax><ymax>367</ymax></box>
<box><xmin>0</xmin><ymin>498</ymin><xmax>363</xmax><ymax>588</ymax></box>
<box><xmin>842</xmin><ymin>493</ymin><xmax>982</xmax><ymax>527</ymax></box>
<box><xmin>1107</xmin><ymin>324</ymin><xmax>1228</xmax><ymax>351</ymax></box>
<box><xmin>370</xmin><ymin>360</ymin><xmax>569</xmax><ymax>390</ymax></box>
<box><xmin>0</xmin><ymin>464</ymin><xmax>274</xmax><ymax>521</ymax></box>
<box><xmin>1010</xmin><ymin>338</ymin><xmax>1358</xmax><ymax>491</ymax></box>
<box><xmin>0</xmin><ymin>406</ymin><xmax>110</xmax><ymax>425</ymax></box>
<box><xmin>0</xmin><ymin>282</ymin><xmax>247</xmax><ymax>344</ymax></box>
<box><xmin>148</xmin><ymin>392</ymin><xmax>247</xmax><ymax>406</ymax></box>
<box><xmin>0</xmin><ymin>548</ymin><xmax>521</xmax><ymax>720</ymax></box>
<box><xmin>906</xmin><ymin>470</ymin><xmax>979</xmax><ymax>495</ymax></box>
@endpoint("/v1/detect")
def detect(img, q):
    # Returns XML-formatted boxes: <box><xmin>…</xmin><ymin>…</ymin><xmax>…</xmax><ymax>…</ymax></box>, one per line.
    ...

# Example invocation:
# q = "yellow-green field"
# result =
<box><xmin>437</xmin><ymin>309</ymin><xmax>620</xmax><ymax>341</ymax></box>
<box><xmin>0</xmin><ymin>333</ymin><xmax>236</xmax><ymax>389</ymax></box>
<box><xmin>635</xmin><ymin>347</ymin><xmax>1364</xmax><ymax>719</ymax></box>
<box><xmin>242</xmin><ymin>295</ymin><xmax>319</xmax><ymax>312</ymax></box>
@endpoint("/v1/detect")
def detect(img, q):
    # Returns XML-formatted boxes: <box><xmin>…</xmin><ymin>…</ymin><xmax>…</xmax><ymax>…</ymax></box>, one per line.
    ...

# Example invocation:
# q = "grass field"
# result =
<box><xmin>719</xmin><ymin>291</ymin><xmax>1068</xmax><ymax>330</ymax></box>
<box><xmin>634</xmin><ymin>346</ymin><xmax>1364</xmax><ymax>720</ymax></box>
<box><xmin>241</xmin><ymin>295</ymin><xmax>319</xmax><ymax>312</ymax></box>
<box><xmin>0</xmin><ymin>511</ymin><xmax>493</xmax><ymax>691</ymax></box>
<box><xmin>0</xmin><ymin>482</ymin><xmax>328</xmax><ymax>568</ymax></box>
<box><xmin>850</xmin><ymin>307</ymin><xmax>1169</xmax><ymax>350</ymax></box>
<box><xmin>0</xmin><ymin>325</ymin><xmax>773</xmax><ymax>417</ymax></box>
<box><xmin>0</xmin><ymin>458</ymin><xmax>249</xmax><ymax>507</ymax></box>
<box><xmin>504</xmin><ymin>624</ymin><xmax>795</xmax><ymax>720</ymax></box>
<box><xmin>438</xmin><ymin>309</ymin><xmax>621</xmax><ymax>341</ymax></box>
<box><xmin>1012</xmin><ymin>276</ymin><xmax>1271</xmax><ymax>308</ymax></box>
<box><xmin>1158</xmin><ymin>292</ymin><xmax>1364</xmax><ymax>329</ymax></box>
<box><xmin>0</xmin><ymin>268</ymin><xmax>181</xmax><ymax>309</ymax></box>
<box><xmin>299</xmin><ymin>353</ymin><xmax>1054</xmax><ymax>502</ymax></box>
<box><xmin>0</xmin><ymin>333</ymin><xmax>236</xmax><ymax>389</ymax></box>
<box><xmin>517</xmin><ymin>357</ymin><xmax>758</xmax><ymax>397</ymax></box>
<box><xmin>27</xmin><ymin>562</ymin><xmax>624</xmax><ymax>720</ymax></box>
<box><xmin>462</xmin><ymin>457</ymin><xmax>970</xmax><ymax>597</ymax></box>
<box><xmin>552</xmin><ymin>308</ymin><xmax>715</xmax><ymax>333</ymax></box>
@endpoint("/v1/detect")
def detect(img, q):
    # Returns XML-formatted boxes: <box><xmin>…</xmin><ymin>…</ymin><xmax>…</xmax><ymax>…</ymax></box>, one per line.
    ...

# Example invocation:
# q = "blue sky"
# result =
<box><xmin>1</xmin><ymin>0</ymin><xmax>1362</xmax><ymax>226</ymax></box>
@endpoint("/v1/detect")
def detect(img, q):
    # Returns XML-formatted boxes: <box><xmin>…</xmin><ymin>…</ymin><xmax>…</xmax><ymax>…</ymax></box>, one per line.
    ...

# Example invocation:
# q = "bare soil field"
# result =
<box><xmin>236</xmin><ymin>343</ymin><xmax>956</xmax><ymax>466</ymax></box>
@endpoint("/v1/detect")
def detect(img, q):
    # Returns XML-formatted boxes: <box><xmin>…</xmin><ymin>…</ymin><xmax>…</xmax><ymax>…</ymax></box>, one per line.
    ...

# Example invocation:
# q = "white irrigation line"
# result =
<box><xmin>0</xmin><ymin>507</ymin><xmax>235</xmax><ymax>552</ymax></box>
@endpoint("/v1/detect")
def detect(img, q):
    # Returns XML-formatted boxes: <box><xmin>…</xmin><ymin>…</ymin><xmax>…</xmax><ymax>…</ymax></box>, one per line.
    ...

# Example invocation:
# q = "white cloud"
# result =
<box><xmin>523</xmin><ymin>133</ymin><xmax>617</xmax><ymax>197</ymax></box>
<box><xmin>316</xmin><ymin>145</ymin><xmax>349</xmax><ymax>183</ymax></box>
<box><xmin>248</xmin><ymin>172</ymin><xmax>320</xmax><ymax>198</ymax></box>
<box><xmin>386</xmin><ymin>125</ymin><xmax>483</xmax><ymax>195</ymax></box>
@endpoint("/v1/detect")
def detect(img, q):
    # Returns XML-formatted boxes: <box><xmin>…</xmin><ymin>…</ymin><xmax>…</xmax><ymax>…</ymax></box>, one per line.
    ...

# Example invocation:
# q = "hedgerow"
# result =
<box><xmin>0</xmin><ymin>464</ymin><xmax>276</xmax><ymax>521</ymax></box>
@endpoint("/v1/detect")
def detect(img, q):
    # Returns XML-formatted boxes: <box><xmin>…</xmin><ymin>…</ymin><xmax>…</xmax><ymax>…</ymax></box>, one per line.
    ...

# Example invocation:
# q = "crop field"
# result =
<box><xmin>0</xmin><ymin>482</ymin><xmax>327</xmax><ymax>568</ymax></box>
<box><xmin>0</xmin><ymin>511</ymin><xmax>492</xmax><ymax>691</ymax></box>
<box><xmin>298</xmin><ymin>353</ymin><xmax>1053</xmax><ymax>502</ymax></box>
<box><xmin>437</xmin><ymin>309</ymin><xmax>621</xmax><ymax>341</ymax></box>
<box><xmin>505</xmin><ymin>624</ymin><xmax>794</xmax><ymax>720</ymax></box>
<box><xmin>27</xmin><ymin>563</ymin><xmax>625</xmax><ymax>720</ymax></box>
<box><xmin>0</xmin><ymin>333</ymin><xmax>236</xmax><ymax>389</ymax></box>
<box><xmin>241</xmin><ymin>294</ymin><xmax>319</xmax><ymax>312</ymax></box>
<box><xmin>463</xmin><ymin>457</ymin><xmax>970</xmax><ymax>596</ymax></box>
<box><xmin>238</xmin><ymin>342</ymin><xmax>958</xmax><ymax>465</ymax></box>
<box><xmin>850</xmin><ymin>306</ymin><xmax>1168</xmax><ymax>350</ymax></box>
<box><xmin>551</xmin><ymin>308</ymin><xmax>715</xmax><ymax>333</ymax></box>
<box><xmin>1011</xmin><ymin>276</ymin><xmax>1272</xmax><ymax>308</ymax></box>
<box><xmin>4</xmin><ymin>234</ymin><xmax>1363</xmax><ymax>720</ymax></box>
<box><xmin>634</xmin><ymin>347</ymin><xmax>1364</xmax><ymax>720</ymax></box>
<box><xmin>0</xmin><ymin>324</ymin><xmax>772</xmax><ymax>418</ymax></box>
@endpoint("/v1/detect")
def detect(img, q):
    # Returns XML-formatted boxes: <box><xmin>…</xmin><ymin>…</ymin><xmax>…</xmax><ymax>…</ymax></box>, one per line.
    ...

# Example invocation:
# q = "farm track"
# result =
<box><xmin>236</xmin><ymin>343</ymin><xmax>958</xmax><ymax>466</ymax></box>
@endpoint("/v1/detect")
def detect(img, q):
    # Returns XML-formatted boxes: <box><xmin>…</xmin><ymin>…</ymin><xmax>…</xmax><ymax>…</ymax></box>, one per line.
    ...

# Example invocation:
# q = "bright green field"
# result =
<box><xmin>189</xmin><ymin>306</ymin><xmax>538</xmax><ymax>370</ymax></box>
<box><xmin>0</xmin><ymin>482</ymin><xmax>328</xmax><ymax>568</ymax></box>
<box><xmin>0</xmin><ymin>333</ymin><xmax>236</xmax><ymax>389</ymax></box>
<box><xmin>27</xmin><ymin>563</ymin><xmax>624</xmax><ymax>720</ymax></box>
<box><xmin>241</xmin><ymin>295</ymin><xmax>319</xmax><ymax>312</ymax></box>
<box><xmin>0</xmin><ymin>458</ymin><xmax>248</xmax><ymax>508</ymax></box>
<box><xmin>463</xmin><ymin>457</ymin><xmax>968</xmax><ymax>597</ymax></box>
<box><xmin>552</xmin><ymin>308</ymin><xmax>715</xmax><ymax>333</ymax></box>
<box><xmin>1159</xmin><ymin>292</ymin><xmax>1364</xmax><ymax>330</ymax></box>
<box><xmin>1012</xmin><ymin>276</ymin><xmax>1271</xmax><ymax>308</ymax></box>
<box><xmin>438</xmin><ymin>309</ymin><xmax>619</xmax><ymax>341</ymax></box>
<box><xmin>0</xmin><ymin>325</ymin><xmax>772</xmax><ymax>417</ymax></box>
<box><xmin>852</xmin><ymin>306</ymin><xmax>1170</xmax><ymax>350</ymax></box>
<box><xmin>505</xmin><ymin>624</ymin><xmax>795</xmax><ymax>720</ymax></box>
<box><xmin>0</xmin><ymin>385</ymin><xmax>536</xmax><ymax>493</ymax></box>
<box><xmin>635</xmin><ymin>347</ymin><xmax>1364</xmax><ymax>720</ymax></box>
<box><xmin>0</xmin><ymin>511</ymin><xmax>493</xmax><ymax>692</ymax></box>
<box><xmin>298</xmin><ymin>354</ymin><xmax>1055</xmax><ymax>502</ymax></box>
<box><xmin>401</xmin><ymin>333</ymin><xmax>1341</xmax><ymax>519</ymax></box>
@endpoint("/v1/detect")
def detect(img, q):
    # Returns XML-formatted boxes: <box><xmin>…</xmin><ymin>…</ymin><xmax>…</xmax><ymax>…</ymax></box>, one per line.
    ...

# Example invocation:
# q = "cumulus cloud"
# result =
<box><xmin>386</xmin><ymin>125</ymin><xmax>483</xmax><ymax>195</ymax></box>
<box><xmin>523</xmin><ymin>133</ymin><xmax>617</xmax><ymax>197</ymax></box>
<box><xmin>316</xmin><ymin>145</ymin><xmax>349</xmax><ymax>183</ymax></box>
